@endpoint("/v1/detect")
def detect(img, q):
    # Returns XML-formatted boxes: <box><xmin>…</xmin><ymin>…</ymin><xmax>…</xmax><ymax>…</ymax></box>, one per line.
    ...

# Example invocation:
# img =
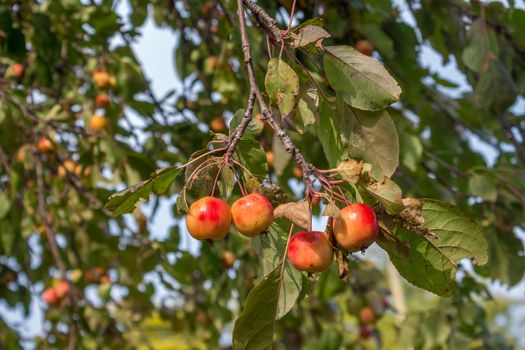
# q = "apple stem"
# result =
<box><xmin>283</xmin><ymin>0</ymin><xmax>297</xmax><ymax>37</ymax></box>
<box><xmin>210</xmin><ymin>160</ymin><xmax>227</xmax><ymax>197</ymax></box>
<box><xmin>232</xmin><ymin>168</ymin><xmax>247</xmax><ymax>196</ymax></box>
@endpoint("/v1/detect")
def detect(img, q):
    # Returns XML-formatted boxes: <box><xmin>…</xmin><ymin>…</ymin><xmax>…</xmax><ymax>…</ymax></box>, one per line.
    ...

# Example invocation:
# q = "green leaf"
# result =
<box><xmin>342</xmin><ymin>107</ymin><xmax>399</xmax><ymax>180</ymax></box>
<box><xmin>265</xmin><ymin>58</ymin><xmax>300</xmax><ymax>118</ymax></box>
<box><xmin>361</xmin><ymin>24</ymin><xmax>395</xmax><ymax>59</ymax></box>
<box><xmin>473</xmin><ymin>60</ymin><xmax>518</xmax><ymax>114</ymax></box>
<box><xmin>376</xmin><ymin>228</ymin><xmax>410</xmax><ymax>261</ymax></box>
<box><xmin>462</xmin><ymin>19</ymin><xmax>499</xmax><ymax>73</ymax></box>
<box><xmin>399</xmin><ymin>132</ymin><xmax>423</xmax><ymax>172</ymax></box>
<box><xmin>389</xmin><ymin>199</ymin><xmax>488</xmax><ymax>296</ymax></box>
<box><xmin>482</xmin><ymin>229</ymin><xmax>525</xmax><ymax>286</ymax></box>
<box><xmin>317</xmin><ymin>98</ymin><xmax>345</xmax><ymax>168</ymax></box>
<box><xmin>468</xmin><ymin>173</ymin><xmax>497</xmax><ymax>202</ymax></box>
<box><xmin>219</xmin><ymin>166</ymin><xmax>235</xmax><ymax>196</ymax></box>
<box><xmin>271</xmin><ymin>132</ymin><xmax>291</xmax><ymax>176</ymax></box>
<box><xmin>230</xmin><ymin>109</ymin><xmax>264</xmax><ymax>138</ymax></box>
<box><xmin>106</xmin><ymin>166</ymin><xmax>181</xmax><ymax>216</ymax></box>
<box><xmin>323</xmin><ymin>45</ymin><xmax>401</xmax><ymax>111</ymax></box>
<box><xmin>236</xmin><ymin>137</ymin><xmax>268</xmax><ymax>178</ymax></box>
<box><xmin>252</xmin><ymin>220</ymin><xmax>302</xmax><ymax>319</ymax></box>
<box><xmin>291</xmin><ymin>87</ymin><xmax>318</xmax><ymax>134</ymax></box>
<box><xmin>184</xmin><ymin>151</ymin><xmax>222</xmax><ymax>198</ymax></box>
<box><xmin>232</xmin><ymin>266</ymin><xmax>280</xmax><ymax>350</ymax></box>
<box><xmin>0</xmin><ymin>193</ymin><xmax>10</xmax><ymax>219</ymax></box>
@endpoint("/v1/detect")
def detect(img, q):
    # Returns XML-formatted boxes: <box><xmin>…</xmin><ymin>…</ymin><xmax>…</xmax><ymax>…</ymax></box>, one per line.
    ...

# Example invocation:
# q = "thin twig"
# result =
<box><xmin>237</xmin><ymin>0</ymin><xmax>317</xmax><ymax>195</ymax></box>
<box><xmin>242</xmin><ymin>0</ymin><xmax>283</xmax><ymax>45</ymax></box>
<box><xmin>35</xmin><ymin>156</ymin><xmax>67</xmax><ymax>278</ymax></box>
<box><xmin>224</xmin><ymin>91</ymin><xmax>256</xmax><ymax>159</ymax></box>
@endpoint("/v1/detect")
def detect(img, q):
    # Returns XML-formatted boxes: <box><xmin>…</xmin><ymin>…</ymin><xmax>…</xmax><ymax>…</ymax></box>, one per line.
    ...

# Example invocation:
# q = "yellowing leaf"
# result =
<box><xmin>265</xmin><ymin>58</ymin><xmax>300</xmax><ymax>118</ymax></box>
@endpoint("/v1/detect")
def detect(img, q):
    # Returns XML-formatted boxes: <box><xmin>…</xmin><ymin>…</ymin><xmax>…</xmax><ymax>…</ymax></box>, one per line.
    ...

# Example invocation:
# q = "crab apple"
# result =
<box><xmin>293</xmin><ymin>166</ymin><xmax>303</xmax><ymax>178</ymax></box>
<box><xmin>359</xmin><ymin>306</ymin><xmax>377</xmax><ymax>325</ymax></box>
<box><xmin>85</xmin><ymin>267</ymin><xmax>106</xmax><ymax>284</ymax></box>
<box><xmin>334</xmin><ymin>203</ymin><xmax>378</xmax><ymax>252</ymax></box>
<box><xmin>92</xmin><ymin>69</ymin><xmax>110</xmax><ymax>88</ymax></box>
<box><xmin>355</xmin><ymin>40</ymin><xmax>374</xmax><ymax>56</ymax></box>
<box><xmin>89</xmin><ymin>115</ymin><xmax>107</xmax><ymax>132</ymax></box>
<box><xmin>108</xmin><ymin>75</ymin><xmax>117</xmax><ymax>89</ymax></box>
<box><xmin>99</xmin><ymin>275</ymin><xmax>110</xmax><ymax>285</ymax></box>
<box><xmin>311</xmin><ymin>195</ymin><xmax>321</xmax><ymax>207</ymax></box>
<box><xmin>186</xmin><ymin>197</ymin><xmax>232</xmax><ymax>240</ymax></box>
<box><xmin>382</xmin><ymin>297</ymin><xmax>390</xmax><ymax>309</ymax></box>
<box><xmin>16</xmin><ymin>145</ymin><xmax>29</xmax><ymax>163</ymax></box>
<box><xmin>58</xmin><ymin>160</ymin><xmax>76</xmax><ymax>178</ymax></box>
<box><xmin>82</xmin><ymin>166</ymin><xmax>92</xmax><ymax>177</ymax></box>
<box><xmin>287</xmin><ymin>231</ymin><xmax>334</xmax><ymax>273</ymax></box>
<box><xmin>10</xmin><ymin>63</ymin><xmax>24</xmax><ymax>78</ymax></box>
<box><xmin>37</xmin><ymin>137</ymin><xmax>54</xmax><ymax>154</ymax></box>
<box><xmin>201</xmin><ymin>2</ymin><xmax>215</xmax><ymax>18</ymax></box>
<box><xmin>54</xmin><ymin>280</ymin><xmax>70</xmax><ymax>298</ymax></box>
<box><xmin>42</xmin><ymin>287</ymin><xmax>59</xmax><ymax>304</ymax></box>
<box><xmin>204</xmin><ymin>56</ymin><xmax>219</xmax><ymax>73</ymax></box>
<box><xmin>359</xmin><ymin>326</ymin><xmax>372</xmax><ymax>339</ymax></box>
<box><xmin>37</xmin><ymin>225</ymin><xmax>46</xmax><ymax>236</ymax></box>
<box><xmin>231</xmin><ymin>193</ymin><xmax>274</xmax><ymax>237</ymax></box>
<box><xmin>95</xmin><ymin>93</ymin><xmax>110</xmax><ymax>109</ymax></box>
<box><xmin>210</xmin><ymin>117</ymin><xmax>227</xmax><ymax>132</ymax></box>
<box><xmin>221</xmin><ymin>251</ymin><xmax>235</xmax><ymax>268</ymax></box>
<box><xmin>266</xmin><ymin>151</ymin><xmax>274</xmax><ymax>167</ymax></box>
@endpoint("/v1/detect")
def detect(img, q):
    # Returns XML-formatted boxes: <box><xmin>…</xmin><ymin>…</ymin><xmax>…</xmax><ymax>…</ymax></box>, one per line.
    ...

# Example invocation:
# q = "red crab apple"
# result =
<box><xmin>359</xmin><ymin>326</ymin><xmax>372</xmax><ymax>339</ymax></box>
<box><xmin>37</xmin><ymin>137</ymin><xmax>54</xmax><ymax>154</ymax></box>
<box><xmin>359</xmin><ymin>306</ymin><xmax>377</xmax><ymax>325</ymax></box>
<box><xmin>11</xmin><ymin>63</ymin><xmax>24</xmax><ymax>78</ymax></box>
<box><xmin>186</xmin><ymin>197</ymin><xmax>231</xmax><ymax>240</ymax></box>
<box><xmin>231</xmin><ymin>193</ymin><xmax>274</xmax><ymax>237</ymax></box>
<box><xmin>95</xmin><ymin>93</ymin><xmax>110</xmax><ymax>109</ymax></box>
<box><xmin>287</xmin><ymin>231</ymin><xmax>333</xmax><ymax>273</ymax></box>
<box><xmin>334</xmin><ymin>203</ymin><xmax>378</xmax><ymax>252</ymax></box>
<box><xmin>355</xmin><ymin>40</ymin><xmax>374</xmax><ymax>56</ymax></box>
<box><xmin>54</xmin><ymin>280</ymin><xmax>70</xmax><ymax>298</ymax></box>
<box><xmin>42</xmin><ymin>287</ymin><xmax>59</xmax><ymax>304</ymax></box>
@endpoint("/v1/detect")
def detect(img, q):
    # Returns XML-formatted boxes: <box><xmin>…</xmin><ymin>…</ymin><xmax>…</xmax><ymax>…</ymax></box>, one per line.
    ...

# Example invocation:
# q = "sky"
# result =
<box><xmin>1</xmin><ymin>0</ymin><xmax>524</xmax><ymax>347</ymax></box>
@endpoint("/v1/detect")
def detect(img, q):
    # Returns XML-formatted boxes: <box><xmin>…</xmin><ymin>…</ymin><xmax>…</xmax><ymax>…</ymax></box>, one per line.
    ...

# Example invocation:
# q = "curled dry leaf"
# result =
<box><xmin>335</xmin><ymin>250</ymin><xmax>350</xmax><ymax>283</ymax></box>
<box><xmin>289</xmin><ymin>25</ymin><xmax>331</xmax><ymax>48</ymax></box>
<box><xmin>274</xmin><ymin>201</ymin><xmax>310</xmax><ymax>229</ymax></box>
<box><xmin>400</xmin><ymin>198</ymin><xmax>424</xmax><ymax>226</ymax></box>
<box><xmin>336</xmin><ymin>159</ymin><xmax>364</xmax><ymax>184</ymax></box>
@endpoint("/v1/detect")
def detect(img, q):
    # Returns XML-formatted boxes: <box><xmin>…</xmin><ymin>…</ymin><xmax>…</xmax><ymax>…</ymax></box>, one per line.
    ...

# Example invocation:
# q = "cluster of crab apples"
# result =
<box><xmin>186</xmin><ymin>193</ymin><xmax>378</xmax><ymax>273</ymax></box>
<box><xmin>89</xmin><ymin>68</ymin><xmax>116</xmax><ymax>132</ymax></box>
